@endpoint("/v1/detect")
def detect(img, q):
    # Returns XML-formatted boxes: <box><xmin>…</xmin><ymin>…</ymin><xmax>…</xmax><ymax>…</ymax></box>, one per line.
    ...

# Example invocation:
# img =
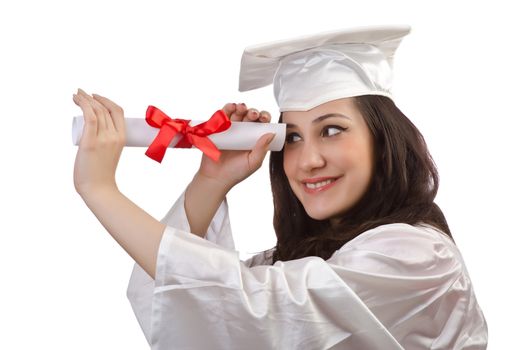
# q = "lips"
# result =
<box><xmin>302</xmin><ymin>176</ymin><xmax>340</xmax><ymax>194</ymax></box>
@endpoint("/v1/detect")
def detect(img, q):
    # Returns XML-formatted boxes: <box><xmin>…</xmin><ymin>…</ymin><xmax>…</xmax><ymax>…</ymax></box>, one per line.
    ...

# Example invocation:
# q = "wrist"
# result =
<box><xmin>194</xmin><ymin>171</ymin><xmax>234</xmax><ymax>195</ymax></box>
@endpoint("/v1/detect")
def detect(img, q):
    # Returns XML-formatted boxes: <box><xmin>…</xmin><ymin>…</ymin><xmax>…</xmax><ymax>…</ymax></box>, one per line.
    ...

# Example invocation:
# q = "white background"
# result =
<box><xmin>0</xmin><ymin>0</ymin><xmax>525</xmax><ymax>348</ymax></box>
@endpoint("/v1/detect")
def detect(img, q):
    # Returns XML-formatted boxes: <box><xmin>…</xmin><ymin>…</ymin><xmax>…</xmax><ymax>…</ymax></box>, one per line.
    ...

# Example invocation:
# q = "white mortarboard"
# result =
<box><xmin>239</xmin><ymin>25</ymin><xmax>411</xmax><ymax>112</ymax></box>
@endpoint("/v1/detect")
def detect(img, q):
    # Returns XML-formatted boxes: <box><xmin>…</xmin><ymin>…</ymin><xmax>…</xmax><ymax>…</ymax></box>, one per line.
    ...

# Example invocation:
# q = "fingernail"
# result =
<box><xmin>266</xmin><ymin>133</ymin><xmax>276</xmax><ymax>145</ymax></box>
<box><xmin>241</xmin><ymin>103</ymin><xmax>246</xmax><ymax>107</ymax></box>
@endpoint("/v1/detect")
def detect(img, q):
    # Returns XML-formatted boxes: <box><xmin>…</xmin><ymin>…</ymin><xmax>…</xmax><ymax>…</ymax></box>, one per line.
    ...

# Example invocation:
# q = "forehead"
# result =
<box><xmin>282</xmin><ymin>97</ymin><xmax>361</xmax><ymax>124</ymax></box>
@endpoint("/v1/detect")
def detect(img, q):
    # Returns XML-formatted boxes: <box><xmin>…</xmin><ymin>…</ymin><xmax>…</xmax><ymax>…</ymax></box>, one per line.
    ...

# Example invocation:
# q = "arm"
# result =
<box><xmin>79</xmin><ymin>187</ymin><xmax>165</xmax><ymax>279</ymax></box>
<box><xmin>73</xmin><ymin>88</ymin><xmax>163</xmax><ymax>279</ymax></box>
<box><xmin>183</xmin><ymin>102</ymin><xmax>274</xmax><ymax>238</ymax></box>
<box><xmin>184</xmin><ymin>173</ymin><xmax>230</xmax><ymax>238</ymax></box>
<box><xmin>73</xmin><ymin>90</ymin><xmax>274</xmax><ymax>279</ymax></box>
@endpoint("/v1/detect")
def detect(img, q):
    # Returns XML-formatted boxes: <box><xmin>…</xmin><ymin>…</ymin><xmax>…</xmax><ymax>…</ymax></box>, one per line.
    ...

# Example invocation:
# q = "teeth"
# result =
<box><xmin>306</xmin><ymin>179</ymin><xmax>334</xmax><ymax>189</ymax></box>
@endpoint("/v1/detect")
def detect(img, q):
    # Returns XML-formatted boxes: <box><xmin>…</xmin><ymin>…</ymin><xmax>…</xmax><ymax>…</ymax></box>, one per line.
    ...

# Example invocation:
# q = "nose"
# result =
<box><xmin>298</xmin><ymin>139</ymin><xmax>325</xmax><ymax>172</ymax></box>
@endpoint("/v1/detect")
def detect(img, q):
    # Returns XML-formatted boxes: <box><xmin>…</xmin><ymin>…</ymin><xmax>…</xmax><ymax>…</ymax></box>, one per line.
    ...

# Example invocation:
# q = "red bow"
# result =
<box><xmin>145</xmin><ymin>105</ymin><xmax>231</xmax><ymax>163</ymax></box>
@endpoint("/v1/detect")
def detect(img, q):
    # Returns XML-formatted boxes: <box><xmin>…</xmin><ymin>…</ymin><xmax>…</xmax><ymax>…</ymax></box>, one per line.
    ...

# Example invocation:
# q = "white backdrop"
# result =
<box><xmin>0</xmin><ymin>0</ymin><xmax>525</xmax><ymax>348</ymax></box>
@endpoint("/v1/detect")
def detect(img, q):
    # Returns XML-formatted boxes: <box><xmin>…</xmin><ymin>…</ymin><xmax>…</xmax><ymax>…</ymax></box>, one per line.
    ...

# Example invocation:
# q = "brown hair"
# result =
<box><xmin>269</xmin><ymin>95</ymin><xmax>452</xmax><ymax>263</ymax></box>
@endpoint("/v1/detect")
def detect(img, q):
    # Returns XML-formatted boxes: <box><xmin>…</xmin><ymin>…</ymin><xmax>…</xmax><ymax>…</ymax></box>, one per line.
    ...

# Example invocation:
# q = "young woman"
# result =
<box><xmin>73</xmin><ymin>25</ymin><xmax>487</xmax><ymax>349</ymax></box>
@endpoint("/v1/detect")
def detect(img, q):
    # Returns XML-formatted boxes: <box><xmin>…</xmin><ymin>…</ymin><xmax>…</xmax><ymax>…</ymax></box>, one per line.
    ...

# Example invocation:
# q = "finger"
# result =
<box><xmin>92</xmin><ymin>95</ymin><xmax>116</xmax><ymax>133</ymax></box>
<box><xmin>229</xmin><ymin>103</ymin><xmax>247</xmax><ymax>122</ymax></box>
<box><xmin>248</xmin><ymin>133</ymin><xmax>275</xmax><ymax>172</ymax></box>
<box><xmin>93</xmin><ymin>94</ymin><xmax>124</xmax><ymax>134</ymax></box>
<box><xmin>73</xmin><ymin>93</ymin><xmax>98</xmax><ymax>141</ymax></box>
<box><xmin>258</xmin><ymin>110</ymin><xmax>271</xmax><ymax>123</ymax></box>
<box><xmin>78</xmin><ymin>88</ymin><xmax>108</xmax><ymax>130</ymax></box>
<box><xmin>74</xmin><ymin>91</ymin><xmax>99</xmax><ymax>135</ymax></box>
<box><xmin>222</xmin><ymin>103</ymin><xmax>237</xmax><ymax>122</ymax></box>
<box><xmin>243</xmin><ymin>108</ymin><xmax>260</xmax><ymax>122</ymax></box>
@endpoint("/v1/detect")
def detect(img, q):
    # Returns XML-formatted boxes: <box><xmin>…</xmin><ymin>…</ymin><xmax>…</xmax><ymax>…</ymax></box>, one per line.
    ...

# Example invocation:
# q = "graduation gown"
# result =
<box><xmin>127</xmin><ymin>192</ymin><xmax>488</xmax><ymax>349</ymax></box>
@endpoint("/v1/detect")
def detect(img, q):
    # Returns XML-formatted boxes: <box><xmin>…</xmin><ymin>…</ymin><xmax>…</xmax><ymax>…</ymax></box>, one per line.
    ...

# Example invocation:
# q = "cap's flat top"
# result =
<box><xmin>239</xmin><ymin>25</ymin><xmax>411</xmax><ymax>92</ymax></box>
<box><xmin>244</xmin><ymin>25</ymin><xmax>411</xmax><ymax>58</ymax></box>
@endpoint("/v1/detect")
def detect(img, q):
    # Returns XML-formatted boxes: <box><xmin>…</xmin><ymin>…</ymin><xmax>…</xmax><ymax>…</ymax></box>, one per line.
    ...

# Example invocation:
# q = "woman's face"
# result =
<box><xmin>282</xmin><ymin>97</ymin><xmax>374</xmax><ymax>222</ymax></box>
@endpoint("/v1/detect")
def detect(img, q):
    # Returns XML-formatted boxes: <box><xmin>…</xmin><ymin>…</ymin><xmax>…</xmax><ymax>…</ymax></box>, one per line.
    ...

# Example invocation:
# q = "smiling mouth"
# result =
<box><xmin>305</xmin><ymin>179</ymin><xmax>335</xmax><ymax>189</ymax></box>
<box><xmin>302</xmin><ymin>177</ymin><xmax>340</xmax><ymax>193</ymax></box>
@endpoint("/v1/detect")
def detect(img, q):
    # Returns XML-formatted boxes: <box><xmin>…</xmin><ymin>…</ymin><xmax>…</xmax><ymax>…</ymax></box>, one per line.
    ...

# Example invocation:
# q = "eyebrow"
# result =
<box><xmin>285</xmin><ymin>113</ymin><xmax>352</xmax><ymax>128</ymax></box>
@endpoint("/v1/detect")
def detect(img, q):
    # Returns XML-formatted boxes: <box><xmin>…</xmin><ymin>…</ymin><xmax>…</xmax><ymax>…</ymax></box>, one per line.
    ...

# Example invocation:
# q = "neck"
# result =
<box><xmin>329</xmin><ymin>216</ymin><xmax>342</xmax><ymax>228</ymax></box>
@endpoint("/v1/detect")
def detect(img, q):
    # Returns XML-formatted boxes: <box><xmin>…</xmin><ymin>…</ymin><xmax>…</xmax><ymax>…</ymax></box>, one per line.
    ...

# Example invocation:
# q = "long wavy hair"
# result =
<box><xmin>269</xmin><ymin>95</ymin><xmax>452</xmax><ymax>263</ymax></box>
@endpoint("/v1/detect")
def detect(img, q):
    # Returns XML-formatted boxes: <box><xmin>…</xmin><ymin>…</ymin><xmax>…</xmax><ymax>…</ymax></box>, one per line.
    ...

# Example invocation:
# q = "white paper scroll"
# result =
<box><xmin>71</xmin><ymin>116</ymin><xmax>286</xmax><ymax>152</ymax></box>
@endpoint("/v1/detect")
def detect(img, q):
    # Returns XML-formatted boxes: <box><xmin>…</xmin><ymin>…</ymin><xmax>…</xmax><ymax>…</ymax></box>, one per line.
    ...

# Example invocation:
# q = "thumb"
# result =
<box><xmin>248</xmin><ymin>133</ymin><xmax>276</xmax><ymax>172</ymax></box>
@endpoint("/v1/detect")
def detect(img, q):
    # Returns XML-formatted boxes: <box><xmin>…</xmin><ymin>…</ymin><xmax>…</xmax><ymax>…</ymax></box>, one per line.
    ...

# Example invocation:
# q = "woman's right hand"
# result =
<box><xmin>196</xmin><ymin>102</ymin><xmax>275</xmax><ymax>192</ymax></box>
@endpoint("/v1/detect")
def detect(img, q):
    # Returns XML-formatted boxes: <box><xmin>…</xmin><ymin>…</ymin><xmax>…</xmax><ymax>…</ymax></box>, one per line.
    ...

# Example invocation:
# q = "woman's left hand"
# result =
<box><xmin>73</xmin><ymin>88</ymin><xmax>126</xmax><ymax>196</ymax></box>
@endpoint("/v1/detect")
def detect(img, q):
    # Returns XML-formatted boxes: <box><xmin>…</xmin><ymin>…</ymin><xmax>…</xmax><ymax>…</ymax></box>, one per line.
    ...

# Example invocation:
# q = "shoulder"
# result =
<box><xmin>328</xmin><ymin>223</ymin><xmax>462</xmax><ymax>277</ymax></box>
<box><xmin>338</xmin><ymin>223</ymin><xmax>456</xmax><ymax>253</ymax></box>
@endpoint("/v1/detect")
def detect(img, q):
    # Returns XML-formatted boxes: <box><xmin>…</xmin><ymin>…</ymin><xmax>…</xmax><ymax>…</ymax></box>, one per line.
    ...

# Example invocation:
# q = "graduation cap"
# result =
<box><xmin>238</xmin><ymin>25</ymin><xmax>411</xmax><ymax>112</ymax></box>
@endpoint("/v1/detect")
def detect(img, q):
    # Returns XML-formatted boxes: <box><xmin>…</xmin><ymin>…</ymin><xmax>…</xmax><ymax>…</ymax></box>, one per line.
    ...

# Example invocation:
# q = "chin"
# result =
<box><xmin>304</xmin><ymin>208</ymin><xmax>335</xmax><ymax>221</ymax></box>
<box><xmin>304</xmin><ymin>202</ymin><xmax>354</xmax><ymax>222</ymax></box>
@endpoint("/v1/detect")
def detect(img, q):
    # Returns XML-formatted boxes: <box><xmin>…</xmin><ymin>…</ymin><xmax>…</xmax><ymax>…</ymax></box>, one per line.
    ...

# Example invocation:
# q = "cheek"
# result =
<box><xmin>355</xmin><ymin>140</ymin><xmax>375</xmax><ymax>184</ymax></box>
<box><xmin>282</xmin><ymin>150</ymin><xmax>301</xmax><ymax>195</ymax></box>
<box><xmin>339</xmin><ymin>138</ymin><xmax>373</xmax><ymax>175</ymax></box>
<box><xmin>360</xmin><ymin>136</ymin><xmax>375</xmax><ymax>176</ymax></box>
<box><xmin>282</xmin><ymin>150</ymin><xmax>295</xmax><ymax>178</ymax></box>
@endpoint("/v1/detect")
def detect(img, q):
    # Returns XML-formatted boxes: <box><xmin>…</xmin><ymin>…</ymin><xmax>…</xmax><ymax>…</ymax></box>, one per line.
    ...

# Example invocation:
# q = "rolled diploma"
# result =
<box><xmin>72</xmin><ymin>116</ymin><xmax>286</xmax><ymax>151</ymax></box>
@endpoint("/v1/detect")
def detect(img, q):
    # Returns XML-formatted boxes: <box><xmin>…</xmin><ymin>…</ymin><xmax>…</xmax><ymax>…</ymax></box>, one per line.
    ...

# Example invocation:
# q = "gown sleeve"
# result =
<box><xmin>127</xmin><ymin>193</ymin><xmax>487</xmax><ymax>350</ymax></box>
<box><xmin>126</xmin><ymin>190</ymin><xmax>236</xmax><ymax>346</ymax></box>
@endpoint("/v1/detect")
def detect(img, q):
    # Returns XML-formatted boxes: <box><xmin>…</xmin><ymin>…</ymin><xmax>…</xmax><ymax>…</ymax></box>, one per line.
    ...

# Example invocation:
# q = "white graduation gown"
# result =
<box><xmin>127</xmin><ymin>192</ymin><xmax>487</xmax><ymax>349</ymax></box>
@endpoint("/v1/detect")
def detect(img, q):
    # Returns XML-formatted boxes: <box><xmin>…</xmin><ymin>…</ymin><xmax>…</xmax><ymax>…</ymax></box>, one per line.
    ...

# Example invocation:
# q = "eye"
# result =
<box><xmin>285</xmin><ymin>132</ymin><xmax>301</xmax><ymax>144</ymax></box>
<box><xmin>322</xmin><ymin>125</ymin><xmax>347</xmax><ymax>137</ymax></box>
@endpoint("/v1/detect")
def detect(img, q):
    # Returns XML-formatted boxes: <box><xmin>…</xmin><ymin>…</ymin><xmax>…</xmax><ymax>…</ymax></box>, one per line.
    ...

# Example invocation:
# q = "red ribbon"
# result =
<box><xmin>145</xmin><ymin>105</ymin><xmax>231</xmax><ymax>163</ymax></box>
